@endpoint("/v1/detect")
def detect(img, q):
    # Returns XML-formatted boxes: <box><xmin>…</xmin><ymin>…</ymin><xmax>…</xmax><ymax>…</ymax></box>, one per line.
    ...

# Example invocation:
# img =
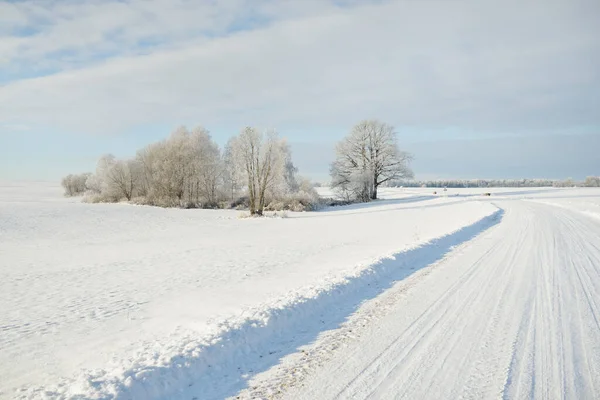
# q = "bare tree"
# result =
<box><xmin>331</xmin><ymin>120</ymin><xmax>413</xmax><ymax>200</ymax></box>
<box><xmin>135</xmin><ymin>139</ymin><xmax>184</xmax><ymax>204</ymax></box>
<box><xmin>189</xmin><ymin>126</ymin><xmax>222</xmax><ymax>206</ymax></box>
<box><xmin>165</xmin><ymin>126</ymin><xmax>192</xmax><ymax>202</ymax></box>
<box><xmin>283</xmin><ymin>149</ymin><xmax>299</xmax><ymax>194</ymax></box>
<box><xmin>222</xmin><ymin>138</ymin><xmax>243</xmax><ymax>202</ymax></box>
<box><xmin>232</xmin><ymin>127</ymin><xmax>287</xmax><ymax>215</ymax></box>
<box><xmin>97</xmin><ymin>155</ymin><xmax>139</xmax><ymax>201</ymax></box>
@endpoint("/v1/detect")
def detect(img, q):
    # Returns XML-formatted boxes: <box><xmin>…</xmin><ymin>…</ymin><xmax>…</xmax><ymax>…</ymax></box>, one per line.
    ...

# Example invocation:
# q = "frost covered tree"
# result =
<box><xmin>222</xmin><ymin>138</ymin><xmax>244</xmax><ymax>202</ymax></box>
<box><xmin>231</xmin><ymin>127</ymin><xmax>288</xmax><ymax>215</ymax></box>
<box><xmin>283</xmin><ymin>150</ymin><xmax>300</xmax><ymax>194</ymax></box>
<box><xmin>134</xmin><ymin>126</ymin><xmax>221</xmax><ymax>206</ymax></box>
<box><xmin>584</xmin><ymin>176</ymin><xmax>600</xmax><ymax>187</ymax></box>
<box><xmin>554</xmin><ymin>177</ymin><xmax>575</xmax><ymax>188</ymax></box>
<box><xmin>61</xmin><ymin>173</ymin><xmax>90</xmax><ymax>196</ymax></box>
<box><xmin>94</xmin><ymin>154</ymin><xmax>139</xmax><ymax>201</ymax></box>
<box><xmin>187</xmin><ymin>126</ymin><xmax>222</xmax><ymax>206</ymax></box>
<box><xmin>331</xmin><ymin>120</ymin><xmax>413</xmax><ymax>201</ymax></box>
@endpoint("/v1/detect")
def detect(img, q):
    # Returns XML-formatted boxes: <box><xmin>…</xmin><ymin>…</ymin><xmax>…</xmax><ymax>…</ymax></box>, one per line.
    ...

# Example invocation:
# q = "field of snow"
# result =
<box><xmin>1</xmin><ymin>182</ymin><xmax>599</xmax><ymax>399</ymax></box>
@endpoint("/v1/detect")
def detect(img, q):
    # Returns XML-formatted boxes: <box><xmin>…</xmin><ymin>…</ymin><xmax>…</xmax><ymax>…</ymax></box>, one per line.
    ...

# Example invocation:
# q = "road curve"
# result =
<box><xmin>285</xmin><ymin>200</ymin><xmax>600</xmax><ymax>399</ymax></box>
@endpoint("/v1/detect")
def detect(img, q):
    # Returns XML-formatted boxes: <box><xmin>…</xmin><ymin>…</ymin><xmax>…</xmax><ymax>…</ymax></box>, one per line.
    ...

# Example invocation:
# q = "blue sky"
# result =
<box><xmin>1</xmin><ymin>0</ymin><xmax>599</xmax><ymax>182</ymax></box>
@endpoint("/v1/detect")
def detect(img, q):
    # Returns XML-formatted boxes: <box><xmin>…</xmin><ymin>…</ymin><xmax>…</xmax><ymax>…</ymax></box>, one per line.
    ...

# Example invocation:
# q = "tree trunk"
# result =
<box><xmin>257</xmin><ymin>188</ymin><xmax>266</xmax><ymax>216</ymax></box>
<box><xmin>248</xmin><ymin>175</ymin><xmax>255</xmax><ymax>214</ymax></box>
<box><xmin>371</xmin><ymin>176</ymin><xmax>378</xmax><ymax>200</ymax></box>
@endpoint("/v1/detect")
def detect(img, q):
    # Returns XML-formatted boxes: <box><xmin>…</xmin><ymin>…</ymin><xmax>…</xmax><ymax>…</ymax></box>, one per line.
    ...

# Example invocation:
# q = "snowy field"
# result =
<box><xmin>1</xmin><ymin>182</ymin><xmax>600</xmax><ymax>399</ymax></box>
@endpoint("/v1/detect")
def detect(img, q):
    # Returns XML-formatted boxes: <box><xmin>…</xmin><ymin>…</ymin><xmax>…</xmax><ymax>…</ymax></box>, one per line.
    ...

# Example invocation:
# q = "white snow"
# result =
<box><xmin>525</xmin><ymin>188</ymin><xmax>600</xmax><ymax>220</ymax></box>
<box><xmin>2</xmin><ymin>183</ymin><xmax>599</xmax><ymax>399</ymax></box>
<box><xmin>1</xmin><ymin>182</ymin><xmax>496</xmax><ymax>399</ymax></box>
<box><xmin>244</xmin><ymin>190</ymin><xmax>600</xmax><ymax>400</ymax></box>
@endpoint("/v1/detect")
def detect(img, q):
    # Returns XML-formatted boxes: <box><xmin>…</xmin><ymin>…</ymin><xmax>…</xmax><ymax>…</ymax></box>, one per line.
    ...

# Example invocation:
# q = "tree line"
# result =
<box><xmin>62</xmin><ymin>126</ymin><xmax>319</xmax><ymax>215</ymax></box>
<box><xmin>388</xmin><ymin>177</ymin><xmax>600</xmax><ymax>188</ymax></box>
<box><xmin>63</xmin><ymin>119</ymin><xmax>596</xmax><ymax>212</ymax></box>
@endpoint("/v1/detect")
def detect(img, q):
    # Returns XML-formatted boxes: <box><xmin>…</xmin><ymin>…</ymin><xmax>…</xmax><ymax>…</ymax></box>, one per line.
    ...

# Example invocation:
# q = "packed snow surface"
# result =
<box><xmin>280</xmin><ymin>196</ymin><xmax>600</xmax><ymax>400</ymax></box>
<box><xmin>1</xmin><ymin>182</ymin><xmax>599</xmax><ymax>399</ymax></box>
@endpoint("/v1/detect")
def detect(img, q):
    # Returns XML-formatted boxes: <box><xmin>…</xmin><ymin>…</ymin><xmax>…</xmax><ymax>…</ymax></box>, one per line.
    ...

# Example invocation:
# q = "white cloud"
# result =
<box><xmin>0</xmin><ymin>0</ymin><xmax>598</xmax><ymax>136</ymax></box>
<box><xmin>0</xmin><ymin>0</ymin><xmax>348</xmax><ymax>70</ymax></box>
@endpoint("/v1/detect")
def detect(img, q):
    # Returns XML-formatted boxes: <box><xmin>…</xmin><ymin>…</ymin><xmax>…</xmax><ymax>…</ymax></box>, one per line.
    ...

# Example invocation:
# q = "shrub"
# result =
<box><xmin>231</xmin><ymin>196</ymin><xmax>249</xmax><ymax>209</ymax></box>
<box><xmin>61</xmin><ymin>173</ymin><xmax>91</xmax><ymax>197</ymax></box>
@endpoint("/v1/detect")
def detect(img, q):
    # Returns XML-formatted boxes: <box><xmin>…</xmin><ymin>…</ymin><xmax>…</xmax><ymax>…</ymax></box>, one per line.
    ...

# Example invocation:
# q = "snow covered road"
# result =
<box><xmin>280</xmin><ymin>200</ymin><xmax>600</xmax><ymax>399</ymax></box>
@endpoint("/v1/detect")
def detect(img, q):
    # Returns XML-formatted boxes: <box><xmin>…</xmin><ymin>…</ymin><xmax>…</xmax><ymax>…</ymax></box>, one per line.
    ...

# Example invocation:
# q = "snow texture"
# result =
<box><xmin>2</xmin><ymin>183</ymin><xmax>600</xmax><ymax>399</ymax></box>
<box><xmin>261</xmin><ymin>192</ymin><xmax>600</xmax><ymax>400</ymax></box>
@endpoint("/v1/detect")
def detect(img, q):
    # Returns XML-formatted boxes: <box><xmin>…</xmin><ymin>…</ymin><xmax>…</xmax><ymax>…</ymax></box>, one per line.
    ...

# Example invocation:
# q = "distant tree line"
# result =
<box><xmin>388</xmin><ymin>177</ymin><xmax>600</xmax><ymax>188</ymax></box>
<box><xmin>62</xmin><ymin>126</ymin><xmax>320</xmax><ymax>215</ymax></box>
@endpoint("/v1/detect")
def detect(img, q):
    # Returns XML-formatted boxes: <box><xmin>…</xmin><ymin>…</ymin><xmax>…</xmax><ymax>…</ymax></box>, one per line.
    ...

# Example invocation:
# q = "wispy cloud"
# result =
<box><xmin>0</xmin><ymin>0</ymin><xmax>598</xmax><ymax>137</ymax></box>
<box><xmin>0</xmin><ymin>0</ymin><xmax>356</xmax><ymax>75</ymax></box>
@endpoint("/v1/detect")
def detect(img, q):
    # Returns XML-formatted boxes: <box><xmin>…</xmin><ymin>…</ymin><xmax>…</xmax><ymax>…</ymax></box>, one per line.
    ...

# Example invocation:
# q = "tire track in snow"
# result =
<box><xmin>336</xmin><ymin>233</ymin><xmax>505</xmax><ymax>399</ymax></box>
<box><xmin>280</xmin><ymin>201</ymin><xmax>600</xmax><ymax>400</ymax></box>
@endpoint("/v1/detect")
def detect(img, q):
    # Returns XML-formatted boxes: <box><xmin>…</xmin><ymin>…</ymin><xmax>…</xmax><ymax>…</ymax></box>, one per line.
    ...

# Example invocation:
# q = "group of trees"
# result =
<box><xmin>584</xmin><ymin>176</ymin><xmax>600</xmax><ymax>187</ymax></box>
<box><xmin>63</xmin><ymin>126</ymin><xmax>319</xmax><ymax>215</ymax></box>
<box><xmin>64</xmin><ymin>120</ymin><xmax>415</xmax><ymax>212</ymax></box>
<box><xmin>330</xmin><ymin>120</ymin><xmax>414</xmax><ymax>201</ymax></box>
